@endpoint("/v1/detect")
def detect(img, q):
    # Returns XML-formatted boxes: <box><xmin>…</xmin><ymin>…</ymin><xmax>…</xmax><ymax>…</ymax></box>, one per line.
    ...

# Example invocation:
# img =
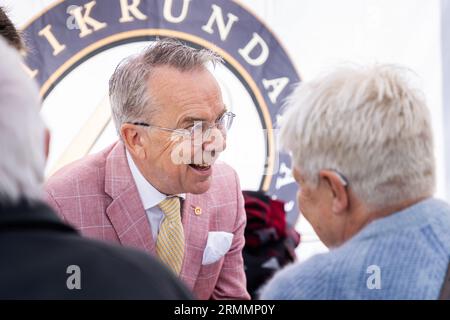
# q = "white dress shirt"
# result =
<box><xmin>126</xmin><ymin>151</ymin><xmax>185</xmax><ymax>240</ymax></box>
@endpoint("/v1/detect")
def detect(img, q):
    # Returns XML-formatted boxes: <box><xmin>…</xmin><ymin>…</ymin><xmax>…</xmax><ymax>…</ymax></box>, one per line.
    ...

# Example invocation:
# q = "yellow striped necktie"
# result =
<box><xmin>156</xmin><ymin>197</ymin><xmax>185</xmax><ymax>275</ymax></box>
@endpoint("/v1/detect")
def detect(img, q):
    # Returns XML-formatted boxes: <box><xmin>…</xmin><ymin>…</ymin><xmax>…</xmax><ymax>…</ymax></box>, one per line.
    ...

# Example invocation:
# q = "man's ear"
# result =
<box><xmin>319</xmin><ymin>169</ymin><xmax>349</xmax><ymax>215</ymax></box>
<box><xmin>120</xmin><ymin>124</ymin><xmax>146</xmax><ymax>159</ymax></box>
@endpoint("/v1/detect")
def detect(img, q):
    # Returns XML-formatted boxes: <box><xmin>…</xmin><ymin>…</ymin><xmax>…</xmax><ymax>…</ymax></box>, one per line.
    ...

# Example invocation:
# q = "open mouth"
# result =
<box><xmin>189</xmin><ymin>164</ymin><xmax>211</xmax><ymax>171</ymax></box>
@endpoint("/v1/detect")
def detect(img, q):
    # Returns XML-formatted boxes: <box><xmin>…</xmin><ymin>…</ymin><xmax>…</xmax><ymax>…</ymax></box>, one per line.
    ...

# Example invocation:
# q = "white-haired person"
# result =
<box><xmin>260</xmin><ymin>65</ymin><xmax>450</xmax><ymax>299</ymax></box>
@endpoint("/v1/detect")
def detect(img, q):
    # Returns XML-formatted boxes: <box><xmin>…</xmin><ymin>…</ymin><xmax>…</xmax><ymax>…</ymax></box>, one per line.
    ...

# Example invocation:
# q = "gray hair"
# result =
<box><xmin>109</xmin><ymin>38</ymin><xmax>222</xmax><ymax>133</ymax></box>
<box><xmin>279</xmin><ymin>64</ymin><xmax>436</xmax><ymax>211</ymax></box>
<box><xmin>0</xmin><ymin>38</ymin><xmax>46</xmax><ymax>203</ymax></box>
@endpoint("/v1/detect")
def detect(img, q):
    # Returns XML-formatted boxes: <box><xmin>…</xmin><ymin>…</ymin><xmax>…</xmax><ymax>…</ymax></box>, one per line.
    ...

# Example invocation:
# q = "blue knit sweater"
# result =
<box><xmin>260</xmin><ymin>198</ymin><xmax>450</xmax><ymax>299</ymax></box>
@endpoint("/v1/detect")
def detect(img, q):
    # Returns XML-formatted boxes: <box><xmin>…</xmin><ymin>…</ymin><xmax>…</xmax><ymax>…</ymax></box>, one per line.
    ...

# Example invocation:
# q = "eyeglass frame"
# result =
<box><xmin>297</xmin><ymin>169</ymin><xmax>349</xmax><ymax>191</ymax></box>
<box><xmin>332</xmin><ymin>170</ymin><xmax>349</xmax><ymax>187</ymax></box>
<box><xmin>128</xmin><ymin>111</ymin><xmax>236</xmax><ymax>141</ymax></box>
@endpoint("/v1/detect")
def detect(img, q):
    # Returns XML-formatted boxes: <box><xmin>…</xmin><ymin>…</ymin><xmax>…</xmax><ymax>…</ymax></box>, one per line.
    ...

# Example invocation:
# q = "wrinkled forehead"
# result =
<box><xmin>147</xmin><ymin>65</ymin><xmax>224</xmax><ymax>120</ymax></box>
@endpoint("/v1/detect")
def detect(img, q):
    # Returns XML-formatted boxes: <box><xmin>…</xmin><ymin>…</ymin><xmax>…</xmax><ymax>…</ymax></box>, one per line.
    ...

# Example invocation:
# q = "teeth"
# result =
<box><xmin>193</xmin><ymin>164</ymin><xmax>210</xmax><ymax>168</ymax></box>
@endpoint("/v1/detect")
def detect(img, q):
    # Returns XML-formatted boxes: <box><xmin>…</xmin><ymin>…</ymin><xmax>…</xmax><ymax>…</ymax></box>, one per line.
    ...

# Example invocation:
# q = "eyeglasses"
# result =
<box><xmin>332</xmin><ymin>170</ymin><xmax>348</xmax><ymax>187</ymax></box>
<box><xmin>129</xmin><ymin>111</ymin><xmax>236</xmax><ymax>145</ymax></box>
<box><xmin>298</xmin><ymin>170</ymin><xmax>348</xmax><ymax>190</ymax></box>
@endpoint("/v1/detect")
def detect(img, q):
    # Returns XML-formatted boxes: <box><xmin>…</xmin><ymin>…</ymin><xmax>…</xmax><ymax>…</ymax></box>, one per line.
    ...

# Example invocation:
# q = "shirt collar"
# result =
<box><xmin>126</xmin><ymin>150</ymin><xmax>186</xmax><ymax>210</ymax></box>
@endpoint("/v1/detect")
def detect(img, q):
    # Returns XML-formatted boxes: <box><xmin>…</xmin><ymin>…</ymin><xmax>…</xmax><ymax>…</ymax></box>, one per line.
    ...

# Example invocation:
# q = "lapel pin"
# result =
<box><xmin>194</xmin><ymin>207</ymin><xmax>202</xmax><ymax>216</ymax></box>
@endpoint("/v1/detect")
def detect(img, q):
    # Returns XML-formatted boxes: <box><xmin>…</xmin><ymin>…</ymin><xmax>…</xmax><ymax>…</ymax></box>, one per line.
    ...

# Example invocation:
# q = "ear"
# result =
<box><xmin>120</xmin><ymin>123</ymin><xmax>147</xmax><ymax>159</ymax></box>
<box><xmin>319</xmin><ymin>169</ymin><xmax>349</xmax><ymax>215</ymax></box>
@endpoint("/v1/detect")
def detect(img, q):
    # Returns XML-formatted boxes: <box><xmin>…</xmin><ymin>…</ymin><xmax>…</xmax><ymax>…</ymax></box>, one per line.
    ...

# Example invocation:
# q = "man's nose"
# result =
<box><xmin>202</xmin><ymin>128</ymin><xmax>226</xmax><ymax>153</ymax></box>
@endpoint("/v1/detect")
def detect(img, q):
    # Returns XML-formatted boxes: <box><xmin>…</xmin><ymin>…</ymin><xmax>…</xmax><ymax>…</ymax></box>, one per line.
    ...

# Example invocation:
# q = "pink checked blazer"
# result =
<box><xmin>44</xmin><ymin>141</ymin><xmax>250</xmax><ymax>300</ymax></box>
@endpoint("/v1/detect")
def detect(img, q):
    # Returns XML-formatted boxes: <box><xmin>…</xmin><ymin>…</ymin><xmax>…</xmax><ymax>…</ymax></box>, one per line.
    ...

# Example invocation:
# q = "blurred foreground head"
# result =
<box><xmin>0</xmin><ymin>38</ymin><xmax>45</xmax><ymax>203</ymax></box>
<box><xmin>279</xmin><ymin>65</ymin><xmax>435</xmax><ymax>247</ymax></box>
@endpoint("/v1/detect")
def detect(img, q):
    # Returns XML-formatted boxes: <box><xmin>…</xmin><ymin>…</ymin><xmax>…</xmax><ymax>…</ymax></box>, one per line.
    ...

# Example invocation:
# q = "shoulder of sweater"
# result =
<box><xmin>341</xmin><ymin>198</ymin><xmax>450</xmax><ymax>255</ymax></box>
<box><xmin>348</xmin><ymin>198</ymin><xmax>450</xmax><ymax>242</ymax></box>
<box><xmin>259</xmin><ymin>252</ymin><xmax>335</xmax><ymax>299</ymax></box>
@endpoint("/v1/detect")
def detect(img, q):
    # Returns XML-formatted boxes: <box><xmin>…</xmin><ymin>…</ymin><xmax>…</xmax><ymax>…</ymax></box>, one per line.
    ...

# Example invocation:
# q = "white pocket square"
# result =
<box><xmin>202</xmin><ymin>231</ymin><xmax>233</xmax><ymax>265</ymax></box>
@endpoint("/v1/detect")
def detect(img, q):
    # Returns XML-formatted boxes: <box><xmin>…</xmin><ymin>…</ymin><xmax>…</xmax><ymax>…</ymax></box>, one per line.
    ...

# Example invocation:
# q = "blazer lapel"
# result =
<box><xmin>104</xmin><ymin>141</ymin><xmax>155</xmax><ymax>254</ymax></box>
<box><xmin>179</xmin><ymin>192</ymin><xmax>210</xmax><ymax>289</ymax></box>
